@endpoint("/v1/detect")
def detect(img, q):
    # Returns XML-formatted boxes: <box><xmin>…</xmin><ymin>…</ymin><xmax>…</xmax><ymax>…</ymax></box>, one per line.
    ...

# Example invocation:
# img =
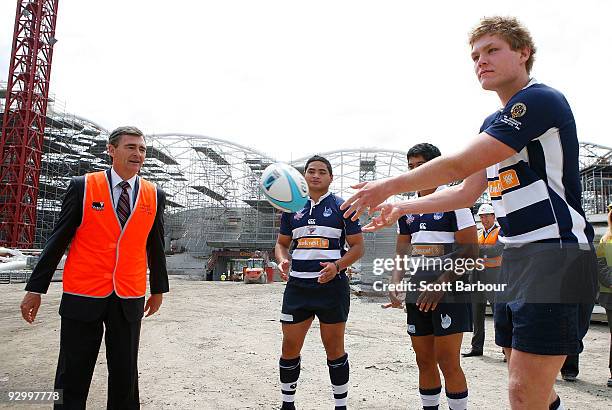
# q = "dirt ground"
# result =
<box><xmin>1</xmin><ymin>278</ymin><xmax>611</xmax><ymax>409</ymax></box>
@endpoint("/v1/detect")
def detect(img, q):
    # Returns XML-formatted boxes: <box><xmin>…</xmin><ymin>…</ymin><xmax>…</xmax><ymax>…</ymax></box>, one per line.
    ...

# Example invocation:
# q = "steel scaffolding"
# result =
<box><xmin>2</xmin><ymin>80</ymin><xmax>610</xmax><ymax>273</ymax></box>
<box><xmin>145</xmin><ymin>134</ymin><xmax>280</xmax><ymax>257</ymax></box>
<box><xmin>580</xmin><ymin>142</ymin><xmax>612</xmax><ymax>215</ymax></box>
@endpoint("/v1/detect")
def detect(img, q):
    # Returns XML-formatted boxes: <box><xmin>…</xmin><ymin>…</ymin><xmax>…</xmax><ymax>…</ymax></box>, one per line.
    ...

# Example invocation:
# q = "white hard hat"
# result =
<box><xmin>477</xmin><ymin>203</ymin><xmax>495</xmax><ymax>215</ymax></box>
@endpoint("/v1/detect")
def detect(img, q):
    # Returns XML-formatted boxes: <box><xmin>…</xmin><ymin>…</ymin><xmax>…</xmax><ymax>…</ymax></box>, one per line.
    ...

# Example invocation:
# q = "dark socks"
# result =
<box><xmin>327</xmin><ymin>353</ymin><xmax>349</xmax><ymax>409</ymax></box>
<box><xmin>279</xmin><ymin>356</ymin><xmax>300</xmax><ymax>410</ymax></box>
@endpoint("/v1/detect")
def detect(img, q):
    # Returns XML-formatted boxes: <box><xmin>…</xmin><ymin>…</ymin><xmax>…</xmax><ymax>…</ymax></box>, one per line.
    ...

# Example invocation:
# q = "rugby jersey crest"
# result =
<box><xmin>279</xmin><ymin>192</ymin><xmax>362</xmax><ymax>280</ymax></box>
<box><xmin>481</xmin><ymin>79</ymin><xmax>594</xmax><ymax>244</ymax></box>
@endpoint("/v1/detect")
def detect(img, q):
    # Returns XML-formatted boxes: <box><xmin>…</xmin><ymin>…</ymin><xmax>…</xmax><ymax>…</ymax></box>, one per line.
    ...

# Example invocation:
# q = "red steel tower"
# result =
<box><xmin>0</xmin><ymin>0</ymin><xmax>60</xmax><ymax>248</ymax></box>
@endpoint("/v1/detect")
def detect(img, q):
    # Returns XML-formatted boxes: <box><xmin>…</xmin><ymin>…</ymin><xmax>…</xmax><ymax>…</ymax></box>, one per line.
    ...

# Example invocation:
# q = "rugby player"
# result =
<box><xmin>275</xmin><ymin>155</ymin><xmax>365</xmax><ymax>410</ymax></box>
<box><xmin>341</xmin><ymin>17</ymin><xmax>597</xmax><ymax>410</ymax></box>
<box><xmin>389</xmin><ymin>143</ymin><xmax>477</xmax><ymax>410</ymax></box>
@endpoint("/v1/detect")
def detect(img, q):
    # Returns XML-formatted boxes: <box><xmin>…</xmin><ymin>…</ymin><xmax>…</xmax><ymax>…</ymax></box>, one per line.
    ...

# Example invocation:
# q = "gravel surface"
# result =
<box><xmin>1</xmin><ymin>279</ymin><xmax>610</xmax><ymax>409</ymax></box>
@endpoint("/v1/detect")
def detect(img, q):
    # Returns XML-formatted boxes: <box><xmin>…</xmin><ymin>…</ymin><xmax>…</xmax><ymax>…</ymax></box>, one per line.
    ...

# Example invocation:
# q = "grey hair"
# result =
<box><xmin>107</xmin><ymin>126</ymin><xmax>145</xmax><ymax>147</ymax></box>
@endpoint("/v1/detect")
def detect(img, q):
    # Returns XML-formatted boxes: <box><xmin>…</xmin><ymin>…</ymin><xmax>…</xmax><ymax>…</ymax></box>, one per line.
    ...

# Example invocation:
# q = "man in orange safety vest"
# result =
<box><xmin>20</xmin><ymin>126</ymin><xmax>169</xmax><ymax>409</ymax></box>
<box><xmin>463</xmin><ymin>203</ymin><xmax>502</xmax><ymax>358</ymax></box>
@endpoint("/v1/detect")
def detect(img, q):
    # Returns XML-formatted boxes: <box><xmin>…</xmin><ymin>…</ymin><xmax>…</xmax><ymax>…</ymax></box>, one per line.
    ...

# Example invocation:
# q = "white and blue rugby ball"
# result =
<box><xmin>260</xmin><ymin>163</ymin><xmax>309</xmax><ymax>213</ymax></box>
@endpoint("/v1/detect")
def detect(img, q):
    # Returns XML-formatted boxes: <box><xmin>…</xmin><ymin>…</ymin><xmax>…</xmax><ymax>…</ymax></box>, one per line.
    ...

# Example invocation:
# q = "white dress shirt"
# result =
<box><xmin>110</xmin><ymin>168</ymin><xmax>138</xmax><ymax>211</ymax></box>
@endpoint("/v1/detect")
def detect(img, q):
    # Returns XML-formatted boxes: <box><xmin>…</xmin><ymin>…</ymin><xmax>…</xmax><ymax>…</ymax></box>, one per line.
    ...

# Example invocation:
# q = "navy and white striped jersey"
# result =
<box><xmin>481</xmin><ymin>79</ymin><xmax>594</xmax><ymax>244</ymax></box>
<box><xmin>398</xmin><ymin>191</ymin><xmax>475</xmax><ymax>254</ymax></box>
<box><xmin>279</xmin><ymin>192</ymin><xmax>362</xmax><ymax>281</ymax></box>
<box><xmin>397</xmin><ymin>187</ymin><xmax>476</xmax><ymax>277</ymax></box>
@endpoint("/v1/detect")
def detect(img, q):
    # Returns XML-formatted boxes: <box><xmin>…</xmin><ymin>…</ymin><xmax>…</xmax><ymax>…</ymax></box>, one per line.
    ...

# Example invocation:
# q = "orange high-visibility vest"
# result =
<box><xmin>478</xmin><ymin>225</ymin><xmax>502</xmax><ymax>268</ymax></box>
<box><xmin>63</xmin><ymin>171</ymin><xmax>157</xmax><ymax>298</ymax></box>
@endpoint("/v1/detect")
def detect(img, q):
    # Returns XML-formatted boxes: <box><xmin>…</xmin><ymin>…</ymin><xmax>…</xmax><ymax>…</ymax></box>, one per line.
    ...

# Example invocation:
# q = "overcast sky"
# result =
<box><xmin>1</xmin><ymin>0</ymin><xmax>610</xmax><ymax>161</ymax></box>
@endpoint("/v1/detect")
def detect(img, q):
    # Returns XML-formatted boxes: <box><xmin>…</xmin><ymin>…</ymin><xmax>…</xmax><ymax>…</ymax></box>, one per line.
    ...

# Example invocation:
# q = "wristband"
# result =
<box><xmin>334</xmin><ymin>261</ymin><xmax>341</xmax><ymax>273</ymax></box>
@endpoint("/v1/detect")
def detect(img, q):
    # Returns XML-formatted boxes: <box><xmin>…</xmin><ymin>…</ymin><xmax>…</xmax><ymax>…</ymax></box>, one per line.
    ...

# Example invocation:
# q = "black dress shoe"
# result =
<box><xmin>562</xmin><ymin>373</ymin><xmax>577</xmax><ymax>382</ymax></box>
<box><xmin>461</xmin><ymin>349</ymin><xmax>483</xmax><ymax>357</ymax></box>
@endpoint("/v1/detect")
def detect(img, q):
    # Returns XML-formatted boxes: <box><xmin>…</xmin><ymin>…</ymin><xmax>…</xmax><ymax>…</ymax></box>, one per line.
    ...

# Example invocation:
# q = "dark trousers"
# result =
<box><xmin>471</xmin><ymin>301</ymin><xmax>490</xmax><ymax>351</ymax></box>
<box><xmin>561</xmin><ymin>353</ymin><xmax>579</xmax><ymax>376</ymax></box>
<box><xmin>470</xmin><ymin>267</ymin><xmax>499</xmax><ymax>351</ymax></box>
<box><xmin>54</xmin><ymin>294</ymin><xmax>142</xmax><ymax>409</ymax></box>
<box><xmin>561</xmin><ymin>306</ymin><xmax>612</xmax><ymax>377</ymax></box>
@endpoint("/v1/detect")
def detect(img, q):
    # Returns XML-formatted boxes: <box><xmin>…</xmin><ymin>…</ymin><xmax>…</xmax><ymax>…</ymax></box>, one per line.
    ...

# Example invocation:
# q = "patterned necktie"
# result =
<box><xmin>116</xmin><ymin>181</ymin><xmax>131</xmax><ymax>228</ymax></box>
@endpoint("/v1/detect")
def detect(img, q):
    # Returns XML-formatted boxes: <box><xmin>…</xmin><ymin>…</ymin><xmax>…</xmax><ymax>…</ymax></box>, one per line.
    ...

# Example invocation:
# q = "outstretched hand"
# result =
<box><xmin>362</xmin><ymin>203</ymin><xmax>404</xmax><ymax>232</ymax></box>
<box><xmin>339</xmin><ymin>179</ymin><xmax>393</xmax><ymax>221</ymax></box>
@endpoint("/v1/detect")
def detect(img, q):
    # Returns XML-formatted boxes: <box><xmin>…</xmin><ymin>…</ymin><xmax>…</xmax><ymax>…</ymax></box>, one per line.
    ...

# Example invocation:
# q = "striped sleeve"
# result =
<box><xmin>453</xmin><ymin>208</ymin><xmax>475</xmax><ymax>231</ymax></box>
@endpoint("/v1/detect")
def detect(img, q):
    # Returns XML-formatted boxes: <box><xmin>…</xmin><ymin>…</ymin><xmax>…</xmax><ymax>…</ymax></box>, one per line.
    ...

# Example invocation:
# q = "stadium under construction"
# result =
<box><xmin>1</xmin><ymin>82</ymin><xmax>612</xmax><ymax>284</ymax></box>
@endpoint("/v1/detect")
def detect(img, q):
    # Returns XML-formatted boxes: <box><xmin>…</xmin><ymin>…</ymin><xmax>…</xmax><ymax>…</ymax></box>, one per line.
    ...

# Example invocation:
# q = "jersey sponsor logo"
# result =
<box><xmin>510</xmin><ymin>102</ymin><xmax>527</xmax><ymax>118</ymax></box>
<box><xmin>488</xmin><ymin>180</ymin><xmax>502</xmax><ymax>198</ymax></box>
<box><xmin>411</xmin><ymin>244</ymin><xmax>445</xmax><ymax>257</ymax></box>
<box><xmin>323</xmin><ymin>206</ymin><xmax>333</xmax><ymax>217</ymax></box>
<box><xmin>297</xmin><ymin>237</ymin><xmax>329</xmax><ymax>249</ymax></box>
<box><xmin>488</xmin><ymin>169</ymin><xmax>521</xmax><ymax>198</ymax></box>
<box><xmin>440</xmin><ymin>314</ymin><xmax>452</xmax><ymax>329</ymax></box>
<box><xmin>419</xmin><ymin>222</ymin><xmax>427</xmax><ymax>230</ymax></box>
<box><xmin>407</xmin><ymin>324</ymin><xmax>416</xmax><ymax>334</ymax></box>
<box><xmin>308</xmin><ymin>218</ymin><xmax>316</xmax><ymax>225</ymax></box>
<box><xmin>433</xmin><ymin>212</ymin><xmax>444</xmax><ymax>220</ymax></box>
<box><xmin>500</xmin><ymin>170</ymin><xmax>520</xmax><ymax>189</ymax></box>
<box><xmin>307</xmin><ymin>227</ymin><xmax>317</xmax><ymax>235</ymax></box>
<box><xmin>92</xmin><ymin>201</ymin><xmax>105</xmax><ymax>211</ymax></box>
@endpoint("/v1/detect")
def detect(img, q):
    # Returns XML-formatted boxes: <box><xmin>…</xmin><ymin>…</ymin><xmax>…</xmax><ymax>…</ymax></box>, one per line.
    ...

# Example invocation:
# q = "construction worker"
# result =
<box><xmin>462</xmin><ymin>203</ymin><xmax>502</xmax><ymax>358</ymax></box>
<box><xmin>20</xmin><ymin>126</ymin><xmax>168</xmax><ymax>409</ymax></box>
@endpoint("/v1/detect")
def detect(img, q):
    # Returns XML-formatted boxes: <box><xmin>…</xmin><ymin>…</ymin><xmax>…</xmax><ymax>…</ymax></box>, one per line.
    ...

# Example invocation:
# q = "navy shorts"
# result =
<box><xmin>280</xmin><ymin>275</ymin><xmax>350</xmax><ymax>324</ymax></box>
<box><xmin>406</xmin><ymin>302</ymin><xmax>472</xmax><ymax>337</ymax></box>
<box><xmin>494</xmin><ymin>302</ymin><xmax>593</xmax><ymax>355</ymax></box>
<box><xmin>493</xmin><ymin>246</ymin><xmax>597</xmax><ymax>355</ymax></box>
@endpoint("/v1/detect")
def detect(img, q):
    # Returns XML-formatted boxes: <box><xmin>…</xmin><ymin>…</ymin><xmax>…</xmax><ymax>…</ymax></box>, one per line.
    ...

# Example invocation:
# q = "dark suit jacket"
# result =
<box><xmin>25</xmin><ymin>169</ymin><xmax>169</xmax><ymax>322</ymax></box>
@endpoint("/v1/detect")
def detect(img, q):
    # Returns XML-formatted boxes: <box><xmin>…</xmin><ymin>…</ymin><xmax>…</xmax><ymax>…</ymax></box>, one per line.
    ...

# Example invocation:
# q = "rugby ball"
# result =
<box><xmin>260</xmin><ymin>163</ymin><xmax>309</xmax><ymax>212</ymax></box>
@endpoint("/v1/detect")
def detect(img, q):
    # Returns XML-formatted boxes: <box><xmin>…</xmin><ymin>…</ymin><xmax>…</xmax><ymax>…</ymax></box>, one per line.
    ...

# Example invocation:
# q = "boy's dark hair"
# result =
<box><xmin>305</xmin><ymin>155</ymin><xmax>333</xmax><ymax>176</ymax></box>
<box><xmin>407</xmin><ymin>143</ymin><xmax>441</xmax><ymax>162</ymax></box>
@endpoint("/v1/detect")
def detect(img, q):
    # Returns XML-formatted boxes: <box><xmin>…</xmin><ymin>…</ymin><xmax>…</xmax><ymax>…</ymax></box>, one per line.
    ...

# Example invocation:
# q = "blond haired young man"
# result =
<box><xmin>341</xmin><ymin>17</ymin><xmax>597</xmax><ymax>410</ymax></box>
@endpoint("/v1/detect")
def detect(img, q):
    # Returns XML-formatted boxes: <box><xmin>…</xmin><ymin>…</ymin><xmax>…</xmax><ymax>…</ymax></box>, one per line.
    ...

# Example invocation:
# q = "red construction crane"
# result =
<box><xmin>0</xmin><ymin>0</ymin><xmax>60</xmax><ymax>248</ymax></box>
